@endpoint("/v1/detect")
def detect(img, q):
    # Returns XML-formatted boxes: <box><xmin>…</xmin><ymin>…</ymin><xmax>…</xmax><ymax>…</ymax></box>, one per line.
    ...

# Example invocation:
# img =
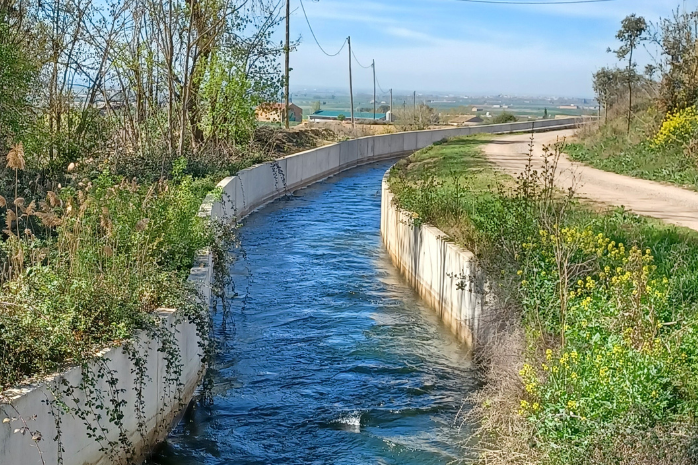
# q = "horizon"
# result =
<box><xmin>289</xmin><ymin>86</ymin><xmax>597</xmax><ymax>100</ymax></box>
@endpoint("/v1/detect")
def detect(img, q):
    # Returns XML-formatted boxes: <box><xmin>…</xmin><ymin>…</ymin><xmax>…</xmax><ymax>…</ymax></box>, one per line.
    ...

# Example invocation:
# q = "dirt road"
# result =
<box><xmin>482</xmin><ymin>129</ymin><xmax>698</xmax><ymax>232</ymax></box>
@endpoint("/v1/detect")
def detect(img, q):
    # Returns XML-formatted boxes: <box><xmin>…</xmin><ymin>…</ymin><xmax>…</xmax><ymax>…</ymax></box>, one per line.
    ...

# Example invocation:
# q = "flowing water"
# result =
<box><xmin>150</xmin><ymin>160</ymin><xmax>478</xmax><ymax>464</ymax></box>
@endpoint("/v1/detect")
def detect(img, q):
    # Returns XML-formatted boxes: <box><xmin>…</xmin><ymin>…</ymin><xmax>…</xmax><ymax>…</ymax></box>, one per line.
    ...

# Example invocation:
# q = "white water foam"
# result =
<box><xmin>333</xmin><ymin>411</ymin><xmax>362</xmax><ymax>432</ymax></box>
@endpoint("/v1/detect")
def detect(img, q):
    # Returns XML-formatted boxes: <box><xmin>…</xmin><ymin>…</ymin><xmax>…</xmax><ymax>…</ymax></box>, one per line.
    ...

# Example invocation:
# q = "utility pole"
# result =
<box><xmin>389</xmin><ymin>89</ymin><xmax>393</xmax><ymax>122</ymax></box>
<box><xmin>348</xmin><ymin>36</ymin><xmax>355</xmax><ymax>128</ymax></box>
<box><xmin>413</xmin><ymin>91</ymin><xmax>416</xmax><ymax>124</ymax></box>
<box><xmin>372</xmin><ymin>60</ymin><xmax>376</xmax><ymax>121</ymax></box>
<box><xmin>284</xmin><ymin>0</ymin><xmax>290</xmax><ymax>129</ymax></box>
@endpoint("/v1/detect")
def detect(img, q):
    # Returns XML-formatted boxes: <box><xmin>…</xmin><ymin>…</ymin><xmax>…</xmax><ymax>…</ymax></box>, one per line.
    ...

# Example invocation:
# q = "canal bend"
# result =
<box><xmin>152</xmin><ymin>160</ymin><xmax>477</xmax><ymax>464</ymax></box>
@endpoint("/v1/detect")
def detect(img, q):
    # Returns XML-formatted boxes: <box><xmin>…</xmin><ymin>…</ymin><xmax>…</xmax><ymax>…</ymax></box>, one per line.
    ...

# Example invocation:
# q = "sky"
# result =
<box><xmin>287</xmin><ymin>0</ymin><xmax>698</xmax><ymax>98</ymax></box>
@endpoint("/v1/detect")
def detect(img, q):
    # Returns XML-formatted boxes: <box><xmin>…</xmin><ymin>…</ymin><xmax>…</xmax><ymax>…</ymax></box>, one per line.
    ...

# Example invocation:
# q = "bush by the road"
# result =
<box><xmin>389</xmin><ymin>135</ymin><xmax>698</xmax><ymax>464</ymax></box>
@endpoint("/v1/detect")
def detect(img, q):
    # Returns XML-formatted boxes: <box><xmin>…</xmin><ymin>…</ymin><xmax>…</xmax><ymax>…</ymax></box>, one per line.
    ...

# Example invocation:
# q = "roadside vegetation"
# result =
<box><xmin>389</xmin><ymin>135</ymin><xmax>698</xmax><ymax>464</ymax></box>
<box><xmin>568</xmin><ymin>7</ymin><xmax>698</xmax><ymax>191</ymax></box>
<box><xmin>389</xmin><ymin>4</ymin><xmax>698</xmax><ymax>463</ymax></box>
<box><xmin>490</xmin><ymin>111</ymin><xmax>518</xmax><ymax>124</ymax></box>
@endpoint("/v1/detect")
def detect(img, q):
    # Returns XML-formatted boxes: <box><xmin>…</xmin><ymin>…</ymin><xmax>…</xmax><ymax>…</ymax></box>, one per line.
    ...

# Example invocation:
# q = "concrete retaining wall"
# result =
<box><xmin>0</xmin><ymin>309</ymin><xmax>203</xmax><ymax>465</ymax></box>
<box><xmin>213</xmin><ymin>118</ymin><xmax>583</xmax><ymax>219</ymax></box>
<box><xmin>0</xmin><ymin>117</ymin><xmax>581</xmax><ymax>465</ymax></box>
<box><xmin>380</xmin><ymin>175</ymin><xmax>485</xmax><ymax>346</ymax></box>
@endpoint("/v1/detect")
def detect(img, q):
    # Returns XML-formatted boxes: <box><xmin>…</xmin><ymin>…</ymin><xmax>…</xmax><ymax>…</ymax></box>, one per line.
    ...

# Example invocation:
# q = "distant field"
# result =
<box><xmin>290</xmin><ymin>91</ymin><xmax>595</xmax><ymax>121</ymax></box>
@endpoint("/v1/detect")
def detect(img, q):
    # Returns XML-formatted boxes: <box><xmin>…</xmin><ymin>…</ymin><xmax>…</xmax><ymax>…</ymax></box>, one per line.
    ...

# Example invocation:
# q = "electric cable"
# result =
<box><xmin>351</xmin><ymin>49</ymin><xmax>373</xmax><ymax>69</ymax></box>
<box><xmin>298</xmin><ymin>0</ymin><xmax>347</xmax><ymax>57</ymax></box>
<box><xmin>376</xmin><ymin>75</ymin><xmax>389</xmax><ymax>95</ymax></box>
<box><xmin>454</xmin><ymin>0</ymin><xmax>614</xmax><ymax>4</ymax></box>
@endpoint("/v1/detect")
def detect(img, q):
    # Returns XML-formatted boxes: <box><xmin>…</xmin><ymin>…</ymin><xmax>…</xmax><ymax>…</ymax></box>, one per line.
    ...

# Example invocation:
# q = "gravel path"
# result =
<box><xmin>482</xmin><ymin>129</ymin><xmax>698</xmax><ymax>232</ymax></box>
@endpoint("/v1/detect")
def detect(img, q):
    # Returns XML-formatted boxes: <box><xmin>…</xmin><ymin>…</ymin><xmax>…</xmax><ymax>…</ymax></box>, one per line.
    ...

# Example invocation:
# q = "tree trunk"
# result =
<box><xmin>627</xmin><ymin>47</ymin><xmax>634</xmax><ymax>135</ymax></box>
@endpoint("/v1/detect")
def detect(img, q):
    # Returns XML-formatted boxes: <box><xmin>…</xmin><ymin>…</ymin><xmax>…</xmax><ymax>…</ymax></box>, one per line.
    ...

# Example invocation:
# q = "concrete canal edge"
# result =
<box><xmin>381</xmin><ymin>173</ymin><xmax>487</xmax><ymax>347</ymax></box>
<box><xmin>0</xmin><ymin>309</ymin><xmax>203</xmax><ymax>465</ymax></box>
<box><xmin>0</xmin><ymin>118</ymin><xmax>584</xmax><ymax>465</ymax></box>
<box><xmin>206</xmin><ymin>117</ymin><xmax>585</xmax><ymax>219</ymax></box>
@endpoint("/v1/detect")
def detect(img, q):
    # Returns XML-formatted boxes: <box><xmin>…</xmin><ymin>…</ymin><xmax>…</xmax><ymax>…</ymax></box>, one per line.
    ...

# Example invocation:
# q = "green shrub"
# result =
<box><xmin>388</xmin><ymin>135</ymin><xmax>698</xmax><ymax>463</ymax></box>
<box><xmin>653</xmin><ymin>106</ymin><xmax>698</xmax><ymax>148</ymax></box>
<box><xmin>0</xmin><ymin>165</ymin><xmax>217</xmax><ymax>389</ymax></box>
<box><xmin>492</xmin><ymin>112</ymin><xmax>518</xmax><ymax>124</ymax></box>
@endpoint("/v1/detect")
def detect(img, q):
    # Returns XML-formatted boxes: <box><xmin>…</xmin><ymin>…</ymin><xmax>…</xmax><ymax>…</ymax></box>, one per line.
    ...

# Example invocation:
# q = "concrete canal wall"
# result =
<box><xmin>0</xmin><ymin>309</ymin><xmax>203</xmax><ymax>465</ymax></box>
<box><xmin>0</xmin><ymin>117</ymin><xmax>581</xmax><ymax>465</ymax></box>
<box><xmin>210</xmin><ymin>118</ymin><xmax>582</xmax><ymax>219</ymax></box>
<box><xmin>381</xmin><ymin>175</ymin><xmax>485</xmax><ymax>347</ymax></box>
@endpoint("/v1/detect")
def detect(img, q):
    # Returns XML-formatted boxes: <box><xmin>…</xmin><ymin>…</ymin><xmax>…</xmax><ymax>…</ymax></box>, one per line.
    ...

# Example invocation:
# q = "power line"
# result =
<box><xmin>376</xmin><ymin>75</ymin><xmax>389</xmax><ymax>95</ymax></box>
<box><xmin>351</xmin><ymin>49</ymin><xmax>373</xmax><ymax>69</ymax></box>
<box><xmin>454</xmin><ymin>0</ymin><xmax>614</xmax><ymax>4</ymax></box>
<box><xmin>298</xmin><ymin>0</ymin><xmax>348</xmax><ymax>57</ymax></box>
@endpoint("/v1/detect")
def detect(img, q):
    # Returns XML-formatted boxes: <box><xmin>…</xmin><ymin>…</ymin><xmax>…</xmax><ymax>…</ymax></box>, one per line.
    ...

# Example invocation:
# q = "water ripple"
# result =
<box><xmin>150</xmin><ymin>161</ymin><xmax>477</xmax><ymax>465</ymax></box>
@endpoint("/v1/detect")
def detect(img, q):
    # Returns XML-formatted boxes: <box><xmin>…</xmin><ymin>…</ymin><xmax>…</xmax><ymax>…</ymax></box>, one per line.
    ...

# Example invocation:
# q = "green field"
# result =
<box><xmin>289</xmin><ymin>89</ymin><xmax>595</xmax><ymax>121</ymax></box>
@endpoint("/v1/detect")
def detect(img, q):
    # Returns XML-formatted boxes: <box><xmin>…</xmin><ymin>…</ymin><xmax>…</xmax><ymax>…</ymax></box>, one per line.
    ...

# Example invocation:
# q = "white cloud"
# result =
<box><xmin>384</xmin><ymin>27</ymin><xmax>443</xmax><ymax>44</ymax></box>
<box><xmin>449</xmin><ymin>0</ymin><xmax>695</xmax><ymax>21</ymax></box>
<box><xmin>295</xmin><ymin>0</ymin><xmax>401</xmax><ymax>25</ymax></box>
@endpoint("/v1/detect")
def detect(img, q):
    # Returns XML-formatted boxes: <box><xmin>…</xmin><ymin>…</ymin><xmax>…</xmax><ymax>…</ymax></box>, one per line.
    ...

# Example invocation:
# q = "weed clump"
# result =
<box><xmin>0</xmin><ymin>160</ymin><xmax>218</xmax><ymax>391</ymax></box>
<box><xmin>389</xmin><ymin>135</ymin><xmax>698</xmax><ymax>464</ymax></box>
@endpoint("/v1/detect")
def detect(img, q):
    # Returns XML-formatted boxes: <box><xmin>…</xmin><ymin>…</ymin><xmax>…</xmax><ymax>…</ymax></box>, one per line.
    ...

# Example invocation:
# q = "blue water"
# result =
<box><xmin>150</xmin><ymin>160</ymin><xmax>477</xmax><ymax>464</ymax></box>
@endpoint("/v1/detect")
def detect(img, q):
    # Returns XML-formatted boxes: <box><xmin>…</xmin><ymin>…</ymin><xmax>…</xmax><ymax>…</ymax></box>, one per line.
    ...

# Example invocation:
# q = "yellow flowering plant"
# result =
<box><xmin>515</xmin><ymin>223</ymin><xmax>679</xmax><ymax>440</ymax></box>
<box><xmin>653</xmin><ymin>106</ymin><xmax>698</xmax><ymax>148</ymax></box>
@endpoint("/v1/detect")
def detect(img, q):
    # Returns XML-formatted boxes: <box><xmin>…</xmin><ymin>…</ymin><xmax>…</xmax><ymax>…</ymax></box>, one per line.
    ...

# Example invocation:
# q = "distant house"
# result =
<box><xmin>93</xmin><ymin>90</ymin><xmax>134</xmax><ymax>115</ymax></box>
<box><xmin>558</xmin><ymin>104</ymin><xmax>580</xmax><ymax>110</ymax></box>
<box><xmin>471</xmin><ymin>107</ymin><xmax>483</xmax><ymax>112</ymax></box>
<box><xmin>448</xmin><ymin>115</ymin><xmax>483</xmax><ymax>126</ymax></box>
<box><xmin>256</xmin><ymin>103</ymin><xmax>303</xmax><ymax>123</ymax></box>
<box><xmin>308</xmin><ymin>110</ymin><xmax>386</xmax><ymax>122</ymax></box>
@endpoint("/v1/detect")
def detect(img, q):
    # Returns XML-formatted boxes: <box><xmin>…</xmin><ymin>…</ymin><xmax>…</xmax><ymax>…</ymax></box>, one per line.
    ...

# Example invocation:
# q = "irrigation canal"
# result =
<box><xmin>150</xmin><ymin>160</ymin><xmax>477</xmax><ymax>464</ymax></box>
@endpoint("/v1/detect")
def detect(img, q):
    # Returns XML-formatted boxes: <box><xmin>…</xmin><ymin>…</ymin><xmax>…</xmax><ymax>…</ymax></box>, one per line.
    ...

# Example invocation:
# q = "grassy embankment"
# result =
<box><xmin>0</xmin><ymin>123</ymin><xmax>359</xmax><ymax>392</ymax></box>
<box><xmin>566</xmin><ymin>108</ymin><xmax>698</xmax><ymax>190</ymax></box>
<box><xmin>388</xmin><ymin>135</ymin><xmax>698</xmax><ymax>464</ymax></box>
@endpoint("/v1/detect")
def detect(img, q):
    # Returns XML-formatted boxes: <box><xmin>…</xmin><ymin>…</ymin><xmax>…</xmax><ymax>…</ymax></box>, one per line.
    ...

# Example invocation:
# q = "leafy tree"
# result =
<box><xmin>612</xmin><ymin>14</ymin><xmax>648</xmax><ymax>133</ymax></box>
<box><xmin>543</xmin><ymin>108</ymin><xmax>549</xmax><ymax>119</ymax></box>
<box><xmin>0</xmin><ymin>15</ymin><xmax>37</xmax><ymax>155</ymax></box>
<box><xmin>311</xmin><ymin>100</ymin><xmax>321</xmax><ymax>113</ymax></box>
<box><xmin>394</xmin><ymin>103</ymin><xmax>438</xmax><ymax>130</ymax></box>
<box><xmin>201</xmin><ymin>50</ymin><xmax>279</xmax><ymax>146</ymax></box>
<box><xmin>337</xmin><ymin>114</ymin><xmax>346</xmax><ymax>121</ymax></box>
<box><xmin>593</xmin><ymin>67</ymin><xmax>627</xmax><ymax>124</ymax></box>
<box><xmin>492</xmin><ymin>112</ymin><xmax>517</xmax><ymax>124</ymax></box>
<box><xmin>378</xmin><ymin>105</ymin><xmax>390</xmax><ymax>114</ymax></box>
<box><xmin>648</xmin><ymin>10</ymin><xmax>698</xmax><ymax>114</ymax></box>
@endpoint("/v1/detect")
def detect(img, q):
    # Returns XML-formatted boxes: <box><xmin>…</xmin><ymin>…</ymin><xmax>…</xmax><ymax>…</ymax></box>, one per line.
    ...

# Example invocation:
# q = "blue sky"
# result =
<box><xmin>288</xmin><ymin>0</ymin><xmax>698</xmax><ymax>97</ymax></box>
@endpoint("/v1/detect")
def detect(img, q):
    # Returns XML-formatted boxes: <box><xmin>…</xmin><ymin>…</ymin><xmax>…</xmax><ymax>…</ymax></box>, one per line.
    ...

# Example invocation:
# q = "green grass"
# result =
<box><xmin>389</xmin><ymin>135</ymin><xmax>698</xmax><ymax>464</ymax></box>
<box><xmin>566</xmin><ymin>114</ymin><xmax>698</xmax><ymax>190</ymax></box>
